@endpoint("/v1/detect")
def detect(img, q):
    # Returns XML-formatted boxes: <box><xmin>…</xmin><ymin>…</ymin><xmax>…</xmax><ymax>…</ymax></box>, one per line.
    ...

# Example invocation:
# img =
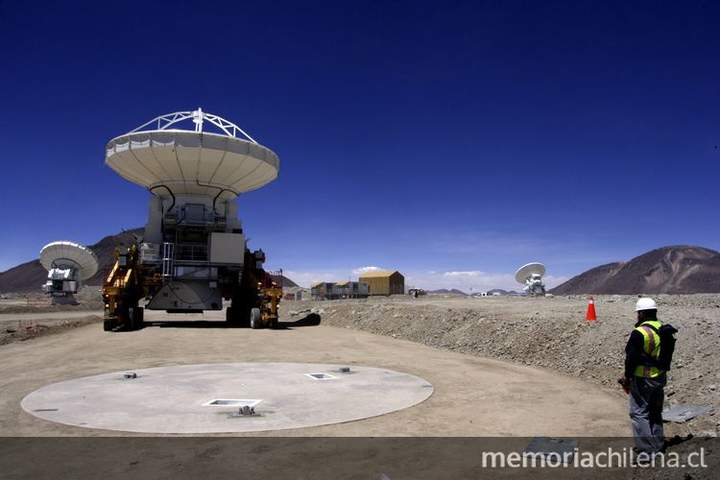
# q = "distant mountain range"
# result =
<box><xmin>427</xmin><ymin>288</ymin><xmax>468</xmax><ymax>296</ymax></box>
<box><xmin>486</xmin><ymin>288</ymin><xmax>513</xmax><ymax>295</ymax></box>
<box><xmin>4</xmin><ymin>239</ymin><xmax>717</xmax><ymax>296</ymax></box>
<box><xmin>551</xmin><ymin>246</ymin><xmax>720</xmax><ymax>294</ymax></box>
<box><xmin>427</xmin><ymin>288</ymin><xmax>519</xmax><ymax>296</ymax></box>
<box><xmin>0</xmin><ymin>229</ymin><xmax>297</xmax><ymax>293</ymax></box>
<box><xmin>271</xmin><ymin>275</ymin><xmax>299</xmax><ymax>288</ymax></box>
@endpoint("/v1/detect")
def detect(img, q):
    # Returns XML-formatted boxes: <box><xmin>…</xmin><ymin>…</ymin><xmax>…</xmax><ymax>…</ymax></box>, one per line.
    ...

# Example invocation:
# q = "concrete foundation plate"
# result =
<box><xmin>21</xmin><ymin>362</ymin><xmax>433</xmax><ymax>434</ymax></box>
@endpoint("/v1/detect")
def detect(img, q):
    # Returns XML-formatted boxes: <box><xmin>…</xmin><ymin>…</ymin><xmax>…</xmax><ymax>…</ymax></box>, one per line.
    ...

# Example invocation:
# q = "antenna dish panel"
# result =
<box><xmin>39</xmin><ymin>241</ymin><xmax>99</xmax><ymax>281</ymax></box>
<box><xmin>515</xmin><ymin>262</ymin><xmax>546</xmax><ymax>284</ymax></box>
<box><xmin>105</xmin><ymin>109</ymin><xmax>280</xmax><ymax>200</ymax></box>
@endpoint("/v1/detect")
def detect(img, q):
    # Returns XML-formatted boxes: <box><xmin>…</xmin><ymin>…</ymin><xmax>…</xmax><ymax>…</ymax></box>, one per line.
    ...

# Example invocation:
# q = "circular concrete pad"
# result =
<box><xmin>21</xmin><ymin>362</ymin><xmax>433</xmax><ymax>433</ymax></box>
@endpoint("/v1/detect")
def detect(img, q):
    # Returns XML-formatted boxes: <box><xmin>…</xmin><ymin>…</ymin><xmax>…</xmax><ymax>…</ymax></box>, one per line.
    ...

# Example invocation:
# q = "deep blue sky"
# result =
<box><xmin>1</xmin><ymin>1</ymin><xmax>718</xmax><ymax>290</ymax></box>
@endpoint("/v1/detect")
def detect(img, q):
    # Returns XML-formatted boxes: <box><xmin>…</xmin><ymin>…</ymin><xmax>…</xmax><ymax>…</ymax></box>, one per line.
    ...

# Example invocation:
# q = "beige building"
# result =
<box><xmin>358</xmin><ymin>270</ymin><xmax>405</xmax><ymax>296</ymax></box>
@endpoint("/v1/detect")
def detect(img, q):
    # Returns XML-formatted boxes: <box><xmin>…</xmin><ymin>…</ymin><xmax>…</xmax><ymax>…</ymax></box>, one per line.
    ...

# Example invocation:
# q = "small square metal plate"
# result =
<box><xmin>663</xmin><ymin>404</ymin><xmax>713</xmax><ymax>423</ymax></box>
<box><xmin>305</xmin><ymin>373</ymin><xmax>337</xmax><ymax>380</ymax></box>
<box><xmin>203</xmin><ymin>399</ymin><xmax>262</xmax><ymax>407</ymax></box>
<box><xmin>524</xmin><ymin>437</ymin><xmax>577</xmax><ymax>462</ymax></box>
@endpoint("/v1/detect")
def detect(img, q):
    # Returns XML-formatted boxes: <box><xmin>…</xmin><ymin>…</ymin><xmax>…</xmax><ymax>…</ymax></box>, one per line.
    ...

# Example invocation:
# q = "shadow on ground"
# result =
<box><xmin>144</xmin><ymin>313</ymin><xmax>322</xmax><ymax>330</ymax></box>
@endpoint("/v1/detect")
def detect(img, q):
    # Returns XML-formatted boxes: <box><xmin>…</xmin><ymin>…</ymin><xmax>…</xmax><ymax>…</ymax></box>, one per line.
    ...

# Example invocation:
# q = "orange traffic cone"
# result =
<box><xmin>586</xmin><ymin>296</ymin><xmax>597</xmax><ymax>321</ymax></box>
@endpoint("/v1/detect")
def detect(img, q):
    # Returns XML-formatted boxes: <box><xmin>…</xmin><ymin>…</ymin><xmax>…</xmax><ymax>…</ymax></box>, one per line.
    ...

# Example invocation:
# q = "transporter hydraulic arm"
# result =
<box><xmin>102</xmin><ymin>245</ymin><xmax>151</xmax><ymax>331</ymax></box>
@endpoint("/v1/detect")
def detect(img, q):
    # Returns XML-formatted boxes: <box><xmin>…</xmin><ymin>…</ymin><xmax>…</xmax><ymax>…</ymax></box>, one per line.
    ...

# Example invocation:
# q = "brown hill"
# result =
<box><xmin>0</xmin><ymin>229</ymin><xmax>297</xmax><ymax>293</ymax></box>
<box><xmin>428</xmin><ymin>288</ymin><xmax>468</xmax><ymax>296</ymax></box>
<box><xmin>551</xmin><ymin>246</ymin><xmax>720</xmax><ymax>295</ymax></box>
<box><xmin>270</xmin><ymin>275</ymin><xmax>299</xmax><ymax>288</ymax></box>
<box><xmin>0</xmin><ymin>260</ymin><xmax>48</xmax><ymax>294</ymax></box>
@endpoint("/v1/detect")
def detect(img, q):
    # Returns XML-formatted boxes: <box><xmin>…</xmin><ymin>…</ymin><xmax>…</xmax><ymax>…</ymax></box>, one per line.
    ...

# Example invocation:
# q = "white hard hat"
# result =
<box><xmin>635</xmin><ymin>297</ymin><xmax>657</xmax><ymax>311</ymax></box>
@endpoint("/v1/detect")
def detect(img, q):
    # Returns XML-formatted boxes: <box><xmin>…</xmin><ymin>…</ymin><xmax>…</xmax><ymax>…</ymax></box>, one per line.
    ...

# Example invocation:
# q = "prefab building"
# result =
<box><xmin>358</xmin><ymin>270</ymin><xmax>405</xmax><ymax>296</ymax></box>
<box><xmin>296</xmin><ymin>288</ymin><xmax>311</xmax><ymax>300</ymax></box>
<box><xmin>284</xmin><ymin>287</ymin><xmax>311</xmax><ymax>301</ymax></box>
<box><xmin>311</xmin><ymin>282</ymin><xmax>341</xmax><ymax>300</ymax></box>
<box><xmin>335</xmin><ymin>280</ymin><xmax>369</xmax><ymax>298</ymax></box>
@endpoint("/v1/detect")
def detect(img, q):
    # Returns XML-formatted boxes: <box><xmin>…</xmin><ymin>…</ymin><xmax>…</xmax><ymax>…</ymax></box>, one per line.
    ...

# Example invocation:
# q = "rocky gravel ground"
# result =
<box><xmin>0</xmin><ymin>315</ymin><xmax>102</xmax><ymax>345</ymax></box>
<box><xmin>285</xmin><ymin>294</ymin><xmax>720</xmax><ymax>436</ymax></box>
<box><xmin>0</xmin><ymin>287</ymin><xmax>102</xmax><ymax>314</ymax></box>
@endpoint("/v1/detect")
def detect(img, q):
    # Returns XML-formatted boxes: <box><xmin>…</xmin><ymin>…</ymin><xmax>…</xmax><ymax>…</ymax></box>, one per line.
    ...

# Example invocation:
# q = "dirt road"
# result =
<box><xmin>0</xmin><ymin>309</ymin><xmax>627</xmax><ymax>437</ymax></box>
<box><xmin>0</xmin><ymin>310</ymin><xmax>103</xmax><ymax>322</ymax></box>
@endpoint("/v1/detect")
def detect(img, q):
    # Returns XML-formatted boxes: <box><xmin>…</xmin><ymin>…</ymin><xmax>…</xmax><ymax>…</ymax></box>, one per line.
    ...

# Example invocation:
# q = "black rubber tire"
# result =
<box><xmin>227</xmin><ymin>306</ymin><xmax>251</xmax><ymax>327</ymax></box>
<box><xmin>132</xmin><ymin>307</ymin><xmax>144</xmax><ymax>330</ymax></box>
<box><xmin>250</xmin><ymin>308</ymin><xmax>261</xmax><ymax>329</ymax></box>
<box><xmin>226</xmin><ymin>306</ymin><xmax>235</xmax><ymax>322</ymax></box>
<box><xmin>103</xmin><ymin>319</ymin><xmax>114</xmax><ymax>332</ymax></box>
<box><xmin>128</xmin><ymin>307</ymin><xmax>137</xmax><ymax>331</ymax></box>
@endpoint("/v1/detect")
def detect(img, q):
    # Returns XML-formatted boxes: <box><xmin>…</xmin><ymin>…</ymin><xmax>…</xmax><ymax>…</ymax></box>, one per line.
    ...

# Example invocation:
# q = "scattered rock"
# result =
<box><xmin>289</xmin><ymin>294</ymin><xmax>720</xmax><ymax>433</ymax></box>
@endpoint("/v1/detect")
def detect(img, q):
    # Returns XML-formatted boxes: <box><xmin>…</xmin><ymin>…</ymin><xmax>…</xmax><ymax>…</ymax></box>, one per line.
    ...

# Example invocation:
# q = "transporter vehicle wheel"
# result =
<box><xmin>250</xmin><ymin>308</ymin><xmax>261</xmax><ymax>329</ymax></box>
<box><xmin>226</xmin><ymin>306</ymin><xmax>251</xmax><ymax>327</ymax></box>
<box><xmin>104</xmin><ymin>303</ymin><xmax>131</xmax><ymax>332</ymax></box>
<box><xmin>129</xmin><ymin>306</ymin><xmax>144</xmax><ymax>331</ymax></box>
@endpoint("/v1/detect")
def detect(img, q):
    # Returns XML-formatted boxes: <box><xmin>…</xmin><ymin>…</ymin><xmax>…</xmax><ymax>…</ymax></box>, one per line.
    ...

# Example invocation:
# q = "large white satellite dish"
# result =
<box><xmin>515</xmin><ymin>262</ymin><xmax>547</xmax><ymax>296</ymax></box>
<box><xmin>514</xmin><ymin>262</ymin><xmax>546</xmax><ymax>284</ymax></box>
<box><xmin>105</xmin><ymin>108</ymin><xmax>280</xmax><ymax>200</ymax></box>
<box><xmin>40</xmin><ymin>241</ymin><xmax>99</xmax><ymax>281</ymax></box>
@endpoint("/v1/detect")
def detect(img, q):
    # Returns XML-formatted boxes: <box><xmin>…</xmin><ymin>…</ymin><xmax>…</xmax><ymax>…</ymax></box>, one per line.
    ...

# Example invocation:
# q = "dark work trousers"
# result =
<box><xmin>629</xmin><ymin>374</ymin><xmax>666</xmax><ymax>453</ymax></box>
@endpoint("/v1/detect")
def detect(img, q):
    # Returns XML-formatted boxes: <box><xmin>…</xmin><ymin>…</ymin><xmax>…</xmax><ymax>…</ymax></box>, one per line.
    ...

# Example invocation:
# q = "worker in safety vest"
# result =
<box><xmin>618</xmin><ymin>297</ymin><xmax>666</xmax><ymax>455</ymax></box>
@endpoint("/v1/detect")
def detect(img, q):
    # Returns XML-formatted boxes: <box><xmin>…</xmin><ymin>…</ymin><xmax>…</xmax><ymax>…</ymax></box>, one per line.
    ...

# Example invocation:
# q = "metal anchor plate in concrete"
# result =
<box><xmin>21</xmin><ymin>362</ymin><xmax>433</xmax><ymax>434</ymax></box>
<box><xmin>662</xmin><ymin>404</ymin><xmax>714</xmax><ymax>423</ymax></box>
<box><xmin>524</xmin><ymin>437</ymin><xmax>578</xmax><ymax>463</ymax></box>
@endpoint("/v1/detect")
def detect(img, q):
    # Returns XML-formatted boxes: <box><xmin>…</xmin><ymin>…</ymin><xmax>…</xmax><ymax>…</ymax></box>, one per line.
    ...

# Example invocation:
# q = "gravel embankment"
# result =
<box><xmin>0</xmin><ymin>315</ymin><xmax>102</xmax><ymax>345</ymax></box>
<box><xmin>0</xmin><ymin>287</ymin><xmax>103</xmax><ymax>314</ymax></box>
<box><xmin>286</xmin><ymin>294</ymin><xmax>720</xmax><ymax>435</ymax></box>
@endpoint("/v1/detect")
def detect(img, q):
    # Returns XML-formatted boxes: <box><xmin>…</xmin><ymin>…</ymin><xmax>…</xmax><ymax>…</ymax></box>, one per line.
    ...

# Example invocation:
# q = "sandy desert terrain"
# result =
<box><xmin>1</xmin><ymin>294</ymin><xmax>717</xmax><ymax>479</ymax></box>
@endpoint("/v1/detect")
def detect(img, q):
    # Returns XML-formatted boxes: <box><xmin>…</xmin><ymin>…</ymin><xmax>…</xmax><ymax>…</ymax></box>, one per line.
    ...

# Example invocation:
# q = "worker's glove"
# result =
<box><xmin>617</xmin><ymin>376</ymin><xmax>630</xmax><ymax>395</ymax></box>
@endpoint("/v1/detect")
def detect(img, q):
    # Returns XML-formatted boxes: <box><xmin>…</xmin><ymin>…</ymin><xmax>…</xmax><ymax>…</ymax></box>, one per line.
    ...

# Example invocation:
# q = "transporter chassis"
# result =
<box><xmin>102</xmin><ymin>243</ymin><xmax>282</xmax><ymax>331</ymax></box>
<box><xmin>101</xmin><ymin>192</ymin><xmax>282</xmax><ymax>332</ymax></box>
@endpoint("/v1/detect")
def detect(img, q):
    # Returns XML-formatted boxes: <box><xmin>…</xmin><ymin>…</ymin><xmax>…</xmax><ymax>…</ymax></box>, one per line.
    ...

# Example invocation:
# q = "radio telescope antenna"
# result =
<box><xmin>515</xmin><ymin>262</ymin><xmax>547</xmax><ymax>297</ymax></box>
<box><xmin>105</xmin><ymin>108</ymin><xmax>278</xmax><ymax>200</ymax></box>
<box><xmin>39</xmin><ymin>241</ymin><xmax>99</xmax><ymax>304</ymax></box>
<box><xmin>100</xmin><ymin>108</ymin><xmax>283</xmax><ymax>331</ymax></box>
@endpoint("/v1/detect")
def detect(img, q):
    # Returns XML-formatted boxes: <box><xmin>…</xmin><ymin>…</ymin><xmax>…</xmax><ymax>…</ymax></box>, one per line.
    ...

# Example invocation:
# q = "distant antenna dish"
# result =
<box><xmin>40</xmin><ymin>241</ymin><xmax>99</xmax><ymax>281</ymax></box>
<box><xmin>514</xmin><ymin>262</ymin><xmax>546</xmax><ymax>296</ymax></box>
<box><xmin>105</xmin><ymin>108</ymin><xmax>280</xmax><ymax>199</ymax></box>
<box><xmin>514</xmin><ymin>262</ymin><xmax>546</xmax><ymax>284</ymax></box>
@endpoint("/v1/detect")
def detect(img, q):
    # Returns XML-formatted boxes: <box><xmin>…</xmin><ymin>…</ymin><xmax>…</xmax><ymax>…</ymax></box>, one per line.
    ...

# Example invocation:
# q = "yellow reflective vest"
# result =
<box><xmin>634</xmin><ymin>320</ymin><xmax>663</xmax><ymax>378</ymax></box>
